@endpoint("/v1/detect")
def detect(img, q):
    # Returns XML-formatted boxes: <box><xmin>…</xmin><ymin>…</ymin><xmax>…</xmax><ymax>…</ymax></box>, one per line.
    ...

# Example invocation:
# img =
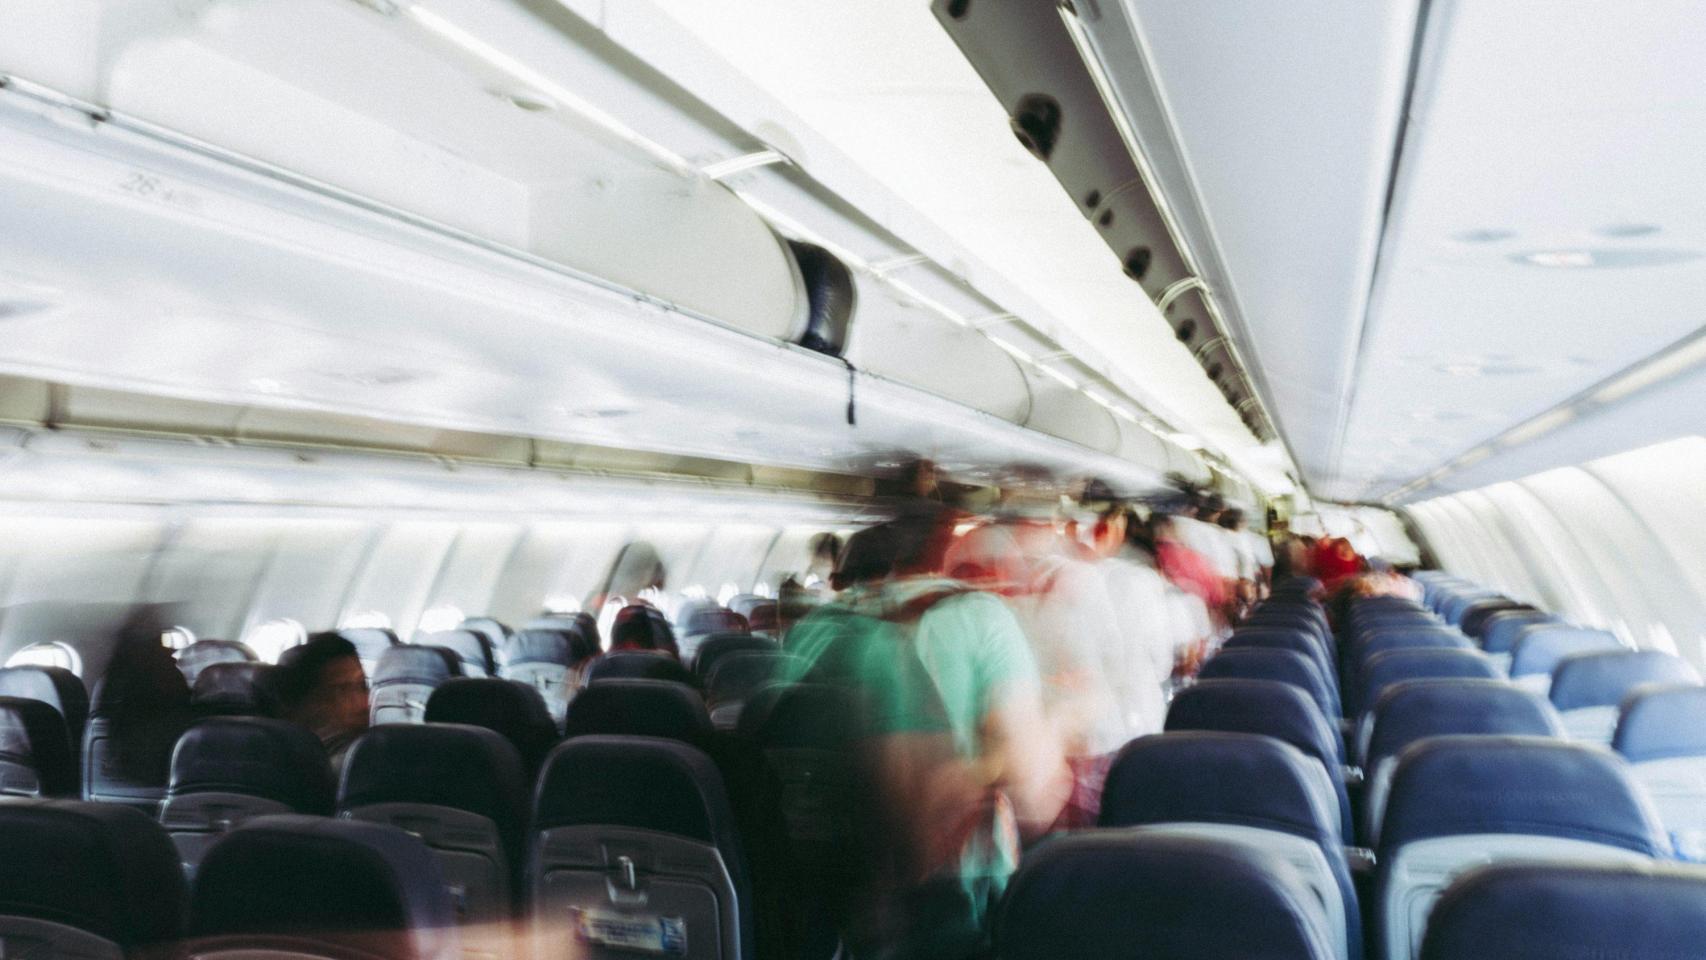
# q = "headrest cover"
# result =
<box><xmin>1420</xmin><ymin>862</ymin><xmax>1706</xmax><ymax>960</ymax></box>
<box><xmin>584</xmin><ymin>651</ymin><xmax>695</xmax><ymax>687</ymax></box>
<box><xmin>1367</xmin><ymin>680</ymin><xmax>1563</xmax><ymax>772</ymax></box>
<box><xmin>1479</xmin><ymin>610</ymin><xmax>1557</xmax><ymax>654</ymax></box>
<box><xmin>995</xmin><ymin>831</ymin><xmax>1335</xmax><ymax>960</ymax></box>
<box><xmin>1549</xmin><ymin>650</ymin><xmax>1701</xmax><ymax>710</ymax></box>
<box><xmin>191</xmin><ymin>662</ymin><xmax>279</xmax><ymax>716</ymax></box>
<box><xmin>0</xmin><ymin>799</ymin><xmax>187</xmax><ymax>946</ymax></box>
<box><xmin>0</xmin><ymin>696</ymin><xmax>77</xmax><ymax>795</ymax></box>
<box><xmin>371</xmin><ymin>645</ymin><xmax>460</xmax><ymax>686</ymax></box>
<box><xmin>1165</xmin><ymin>680</ymin><xmax>1338</xmax><ymax>768</ymax></box>
<box><xmin>1380</xmin><ymin>736</ymin><xmax>1666</xmax><ymax>857</ymax></box>
<box><xmin>1613</xmin><ymin>685</ymin><xmax>1706</xmax><ymax>763</ymax></box>
<box><xmin>191</xmin><ymin>814</ymin><xmax>456</xmax><ymax>960</ymax></box>
<box><xmin>1509</xmin><ymin>625</ymin><xmax>1622</xmax><ymax>678</ymax></box>
<box><xmin>424</xmin><ymin>678</ymin><xmax>559</xmax><ymax>771</ymax></box>
<box><xmin>0</xmin><ymin>665</ymin><xmax>89</xmax><ymax>738</ymax></box>
<box><xmin>416</xmin><ymin>631</ymin><xmax>492</xmax><ymax>675</ymax></box>
<box><xmin>533</xmin><ymin>735</ymin><xmax>737</xmax><ymax>852</ymax></box>
<box><xmin>1099</xmin><ymin>732</ymin><xmax>1336</xmax><ymax>842</ymax></box>
<box><xmin>167</xmin><ymin>717</ymin><xmax>335</xmax><ymax>814</ymax></box>
<box><xmin>339</xmin><ymin>724</ymin><xmax>525</xmax><ymax>854</ymax></box>
<box><xmin>563</xmin><ymin>679</ymin><xmax>712</xmax><ymax>748</ymax></box>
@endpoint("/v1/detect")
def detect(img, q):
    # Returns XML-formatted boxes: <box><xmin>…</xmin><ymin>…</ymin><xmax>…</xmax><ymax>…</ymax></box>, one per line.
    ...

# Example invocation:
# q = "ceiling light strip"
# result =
<box><xmin>701</xmin><ymin>149</ymin><xmax>788</xmax><ymax>180</ymax></box>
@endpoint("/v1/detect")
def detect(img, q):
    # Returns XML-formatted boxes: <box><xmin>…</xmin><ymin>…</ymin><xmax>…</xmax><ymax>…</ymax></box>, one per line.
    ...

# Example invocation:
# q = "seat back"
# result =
<box><xmin>1507</xmin><ymin>625</ymin><xmax>1622</xmax><ymax>694</ymax></box>
<box><xmin>1420</xmin><ymin>862</ymin><xmax>1706</xmax><ymax>960</ymax></box>
<box><xmin>188</xmin><ymin>815</ymin><xmax>458</xmax><ymax>960</ymax></box>
<box><xmin>339</xmin><ymin>724</ymin><xmax>527</xmax><ymax>940</ymax></box>
<box><xmin>1352</xmin><ymin>648</ymin><xmax>1501</xmax><ymax>747</ymax></box>
<box><xmin>0</xmin><ymin>665</ymin><xmax>89</xmax><ymax>750</ymax></box>
<box><xmin>529</xmin><ymin>735</ymin><xmax>751</xmax><ymax>960</ymax></box>
<box><xmin>1614</xmin><ymin>684</ymin><xmax>1706</xmax><ymax>859</ymax></box>
<box><xmin>337</xmin><ymin>627</ymin><xmax>401</xmax><ymax>675</ymax></box>
<box><xmin>562</xmin><ymin>679</ymin><xmax>713</xmax><ymax>750</ymax></box>
<box><xmin>994</xmin><ymin>831</ymin><xmax>1336</xmax><ymax>960</ymax></box>
<box><xmin>1377</xmin><ymin>736</ymin><xmax>1667</xmax><ymax>960</ymax></box>
<box><xmin>1166</xmin><ymin>679</ymin><xmax>1352</xmax><ymax>837</ymax></box>
<box><xmin>584</xmin><ymin>651</ymin><xmax>696</xmax><ymax>687</ymax></box>
<box><xmin>174</xmin><ymin>640</ymin><xmax>257</xmax><ymax>687</ymax></box>
<box><xmin>1223</xmin><ymin>628</ymin><xmax>1335</xmax><ymax>697</ymax></box>
<box><xmin>415</xmin><ymin>630</ymin><xmax>494</xmax><ymax>678</ymax></box>
<box><xmin>82</xmin><ymin>672</ymin><xmax>193</xmax><ymax>812</ymax></box>
<box><xmin>1477</xmin><ymin>609</ymin><xmax>1556</xmax><ymax>655</ymax></box>
<box><xmin>500</xmin><ymin>629</ymin><xmax>588</xmax><ymax>726</ymax></box>
<box><xmin>0</xmin><ymin>799</ymin><xmax>187</xmax><ymax>959</ymax></box>
<box><xmin>190</xmin><ymin>661</ymin><xmax>279</xmax><ymax>717</ymax></box>
<box><xmin>1458</xmin><ymin>599</ymin><xmax>1532</xmax><ymax>638</ymax></box>
<box><xmin>161</xmin><ymin>717</ymin><xmax>335</xmax><ymax>875</ymax></box>
<box><xmin>370</xmin><ymin>645</ymin><xmax>461</xmax><ymax>726</ymax></box>
<box><xmin>1353</xmin><ymin>627</ymin><xmax>1472</xmax><ymax>670</ymax></box>
<box><xmin>1100</xmin><ymin>732</ymin><xmax>1356</xmax><ymax>960</ymax></box>
<box><xmin>1362</xmin><ymin>680</ymin><xmax>1563</xmax><ymax>844</ymax></box>
<box><xmin>457</xmin><ymin>617</ymin><xmax>512</xmax><ymax>663</ymax></box>
<box><xmin>0</xmin><ymin>696</ymin><xmax>77</xmax><ymax>797</ymax></box>
<box><xmin>680</xmin><ymin>607</ymin><xmax>749</xmax><ymax>643</ymax></box>
<box><xmin>705</xmin><ymin>653</ymin><xmax>791</xmax><ymax>730</ymax></box>
<box><xmin>425</xmin><ymin>677</ymin><xmax>560</xmax><ymax>775</ymax></box>
<box><xmin>1200</xmin><ymin>647</ymin><xmax>1338</xmax><ymax>723</ymax></box>
<box><xmin>693</xmin><ymin>634</ymin><xmax>779</xmax><ymax>682</ymax></box>
<box><xmin>1549</xmin><ymin>649</ymin><xmax>1702</xmax><ymax>744</ymax></box>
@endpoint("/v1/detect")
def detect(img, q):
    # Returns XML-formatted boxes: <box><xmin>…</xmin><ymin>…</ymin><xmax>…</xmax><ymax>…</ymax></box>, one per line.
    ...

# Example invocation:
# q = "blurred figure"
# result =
<box><xmin>94</xmin><ymin>605</ymin><xmax>194</xmax><ymax>789</ymax></box>
<box><xmin>1088</xmin><ymin>505</ymin><xmax>1170</xmax><ymax>735</ymax></box>
<box><xmin>609</xmin><ymin>603</ymin><xmax>679</xmax><ymax>658</ymax></box>
<box><xmin>274</xmin><ymin>633</ymin><xmax>369</xmax><ymax>770</ymax></box>
<box><xmin>1219</xmin><ymin>508</ymin><xmax>1261</xmax><ymax>614</ymax></box>
<box><xmin>787</xmin><ymin>514</ymin><xmax>1068</xmax><ymax>960</ymax></box>
<box><xmin>1312</xmin><ymin>536</ymin><xmax>1365</xmax><ymax>593</ymax></box>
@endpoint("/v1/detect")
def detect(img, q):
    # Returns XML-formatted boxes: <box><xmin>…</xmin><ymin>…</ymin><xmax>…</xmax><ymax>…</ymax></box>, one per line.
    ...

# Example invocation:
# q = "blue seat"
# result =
<box><xmin>0</xmin><ymin>665</ymin><xmax>89</xmax><ymax>753</ymax></box>
<box><xmin>500</xmin><ymin>628</ymin><xmax>595</xmax><ymax>727</ymax></box>
<box><xmin>415</xmin><ymin>629</ymin><xmax>495</xmax><ymax>677</ymax></box>
<box><xmin>339</xmin><ymin>723</ymin><xmax>527</xmax><ymax>933</ymax></box>
<box><xmin>1201</xmin><ymin>647</ymin><xmax>1339</xmax><ymax>727</ymax></box>
<box><xmin>1548</xmin><ymin>650</ymin><xmax>1701</xmax><ymax>743</ymax></box>
<box><xmin>174</xmin><ymin>640</ymin><xmax>257</xmax><ymax>687</ymax></box>
<box><xmin>0</xmin><ymin>696</ymin><xmax>77</xmax><ymax>796</ymax></box>
<box><xmin>1614</xmin><ymin>685</ymin><xmax>1706</xmax><ymax>860</ymax></box>
<box><xmin>0</xmin><ymin>799</ymin><xmax>187</xmax><ymax>957</ymax></box>
<box><xmin>563</xmin><ymin>678</ymin><xmax>714</xmax><ymax>750</ymax></box>
<box><xmin>1477</xmin><ymin>609</ymin><xmax>1556</xmax><ymax>655</ymax></box>
<box><xmin>679</xmin><ymin>604</ymin><xmax>750</xmax><ymax>641</ymax></box>
<box><xmin>457</xmin><ymin>617</ymin><xmax>512</xmax><ymax>661</ymax></box>
<box><xmin>190</xmin><ymin>661</ymin><xmax>278</xmax><ymax>718</ymax></box>
<box><xmin>1507</xmin><ymin>625</ymin><xmax>1622</xmax><ymax>694</ymax></box>
<box><xmin>161</xmin><ymin>717</ymin><xmax>336</xmax><ymax>875</ymax></box>
<box><xmin>425</xmin><ymin>677</ymin><xmax>560</xmax><ymax>774</ymax></box>
<box><xmin>370</xmin><ymin>645</ymin><xmax>462</xmax><ymax>726</ymax></box>
<box><xmin>1166</xmin><ymin>679</ymin><xmax>1352</xmax><ymax>837</ymax></box>
<box><xmin>1352</xmin><ymin>648</ymin><xmax>1500</xmax><ymax>723</ymax></box>
<box><xmin>1458</xmin><ymin>599</ymin><xmax>1532</xmax><ymax>638</ymax></box>
<box><xmin>1361</xmin><ymin>680</ymin><xmax>1563</xmax><ymax>844</ymax></box>
<box><xmin>994</xmin><ymin>831</ymin><xmax>1336</xmax><ymax>960</ymax></box>
<box><xmin>530</xmin><ymin>735</ymin><xmax>753</xmax><ymax>960</ymax></box>
<box><xmin>1101</xmin><ymin>732</ymin><xmax>1359</xmax><ymax>960</ymax></box>
<box><xmin>1223</xmin><ymin>628</ymin><xmax>1336</xmax><ymax>700</ymax></box>
<box><xmin>1353</xmin><ymin>626</ymin><xmax>1471</xmax><ymax>666</ymax></box>
<box><xmin>584</xmin><ymin>650</ymin><xmax>697</xmax><ymax>687</ymax></box>
<box><xmin>336</xmin><ymin>627</ymin><xmax>400</xmax><ymax>674</ymax></box>
<box><xmin>189</xmin><ymin>814</ymin><xmax>458</xmax><ymax>960</ymax></box>
<box><xmin>1420</xmin><ymin>862</ymin><xmax>1706</xmax><ymax>960</ymax></box>
<box><xmin>1377</xmin><ymin>736</ymin><xmax>1667</xmax><ymax>960</ymax></box>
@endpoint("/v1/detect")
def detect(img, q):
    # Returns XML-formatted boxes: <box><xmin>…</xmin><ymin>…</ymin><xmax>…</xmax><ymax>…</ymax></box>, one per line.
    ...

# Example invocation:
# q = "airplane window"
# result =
<box><xmin>541</xmin><ymin>594</ymin><xmax>583</xmax><ymax>615</ymax></box>
<box><xmin>244</xmin><ymin>618</ymin><xmax>307</xmax><ymax>664</ymax></box>
<box><xmin>161</xmin><ymin>626</ymin><xmax>197</xmax><ymax>651</ymax></box>
<box><xmin>753</xmin><ymin>582</ymin><xmax>774</xmax><ymax>599</ymax></box>
<box><xmin>416</xmin><ymin>604</ymin><xmax>465</xmax><ymax>634</ymax></box>
<box><xmin>716</xmin><ymin>583</ymin><xmax>739</xmax><ymax>606</ymax></box>
<box><xmin>340</xmin><ymin>610</ymin><xmax>393</xmax><ymax>630</ymax></box>
<box><xmin>4</xmin><ymin>641</ymin><xmax>82</xmax><ymax>676</ymax></box>
<box><xmin>679</xmin><ymin>584</ymin><xmax>708</xmax><ymax>600</ymax></box>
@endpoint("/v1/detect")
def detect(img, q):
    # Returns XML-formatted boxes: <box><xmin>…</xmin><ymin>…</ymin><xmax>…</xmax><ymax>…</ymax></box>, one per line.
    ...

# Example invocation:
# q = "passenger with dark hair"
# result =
<box><xmin>273</xmin><ymin>632</ymin><xmax>368</xmax><ymax>770</ymax></box>
<box><xmin>609</xmin><ymin>603</ymin><xmax>679</xmax><ymax>658</ymax></box>
<box><xmin>94</xmin><ymin>604</ymin><xmax>194</xmax><ymax>789</ymax></box>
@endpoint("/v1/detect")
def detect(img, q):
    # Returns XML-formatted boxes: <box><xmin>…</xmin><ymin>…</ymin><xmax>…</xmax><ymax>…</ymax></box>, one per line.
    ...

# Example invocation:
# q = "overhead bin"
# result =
<box><xmin>1023</xmin><ymin>377</ymin><xmax>1122</xmax><ymax>455</ymax></box>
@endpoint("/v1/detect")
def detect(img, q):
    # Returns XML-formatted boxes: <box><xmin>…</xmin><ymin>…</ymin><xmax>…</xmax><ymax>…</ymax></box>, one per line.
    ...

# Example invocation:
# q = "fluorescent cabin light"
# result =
<box><xmin>702</xmin><ymin>149</ymin><xmax>788</xmax><ymax>180</ymax></box>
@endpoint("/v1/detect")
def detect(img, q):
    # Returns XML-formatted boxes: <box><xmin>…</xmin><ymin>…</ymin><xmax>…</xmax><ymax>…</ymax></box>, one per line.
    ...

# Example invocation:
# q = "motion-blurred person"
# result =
<box><xmin>1088</xmin><ymin>505</ymin><xmax>1170</xmax><ymax>735</ymax></box>
<box><xmin>93</xmin><ymin>604</ymin><xmax>195</xmax><ymax>791</ymax></box>
<box><xmin>608</xmin><ymin>603</ymin><xmax>680</xmax><ymax>658</ymax></box>
<box><xmin>274</xmin><ymin>632</ymin><xmax>369</xmax><ymax>771</ymax></box>
<box><xmin>1219</xmin><ymin>507</ymin><xmax>1261</xmax><ymax>615</ymax></box>
<box><xmin>787</xmin><ymin>514</ymin><xmax>1067</xmax><ymax>960</ymax></box>
<box><xmin>1312</xmin><ymin>536</ymin><xmax>1365</xmax><ymax>593</ymax></box>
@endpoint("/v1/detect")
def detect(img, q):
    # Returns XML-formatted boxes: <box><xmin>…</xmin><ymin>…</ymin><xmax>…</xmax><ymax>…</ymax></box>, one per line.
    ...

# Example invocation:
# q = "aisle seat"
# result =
<box><xmin>190</xmin><ymin>661</ymin><xmax>278</xmax><ymax>718</ymax></box>
<box><xmin>1200</xmin><ymin>648</ymin><xmax>1340</xmax><ymax>729</ymax></box>
<box><xmin>1351</xmin><ymin>649</ymin><xmax>1502</xmax><ymax>756</ymax></box>
<box><xmin>563</xmin><ymin>679</ymin><xmax>714</xmax><ymax>750</ymax></box>
<box><xmin>585</xmin><ymin>651</ymin><xmax>696</xmax><ymax>687</ymax></box>
<box><xmin>425</xmin><ymin>677</ymin><xmax>560</xmax><ymax>775</ymax></box>
<box><xmin>369</xmin><ymin>645</ymin><xmax>461</xmax><ymax>726</ymax></box>
<box><xmin>174</xmin><ymin>640</ymin><xmax>257</xmax><ymax>687</ymax></box>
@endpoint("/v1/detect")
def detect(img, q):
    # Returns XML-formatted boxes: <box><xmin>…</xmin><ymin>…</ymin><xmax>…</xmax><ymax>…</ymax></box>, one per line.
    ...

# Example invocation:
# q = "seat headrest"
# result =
<box><xmin>190</xmin><ymin>814</ymin><xmax>456</xmax><ymax>960</ymax></box>
<box><xmin>611</xmin><ymin>605</ymin><xmax>677</xmax><ymax>654</ymax></box>
<box><xmin>0</xmin><ymin>665</ymin><xmax>88</xmax><ymax>738</ymax></box>
<box><xmin>0</xmin><ymin>799</ymin><xmax>187</xmax><ymax>947</ymax></box>
<box><xmin>191</xmin><ymin>662</ymin><xmax>279</xmax><ymax>716</ymax></box>
<box><xmin>336</xmin><ymin>628</ymin><xmax>400</xmax><ymax>662</ymax></box>
<box><xmin>692</xmin><ymin>634</ymin><xmax>778</xmax><ymax>676</ymax></box>
<box><xmin>994</xmin><ymin>831</ymin><xmax>1335</xmax><ymax>960</ymax></box>
<box><xmin>1356</xmin><ymin>625</ymin><xmax>1472</xmax><ymax>660</ymax></box>
<box><xmin>0</xmin><ymin>696</ymin><xmax>77</xmax><ymax>796</ymax></box>
<box><xmin>706</xmin><ymin>652</ymin><xmax>790</xmax><ymax>706</ymax></box>
<box><xmin>1549</xmin><ymin>650</ymin><xmax>1701</xmax><ymax>710</ymax></box>
<box><xmin>1380</xmin><ymin>736</ymin><xmax>1666</xmax><ymax>857</ymax></box>
<box><xmin>1165</xmin><ymin>680</ymin><xmax>1337</xmax><ymax>768</ymax></box>
<box><xmin>424</xmin><ymin>678</ymin><xmax>559</xmax><ymax>771</ymax></box>
<box><xmin>1420</xmin><ymin>862</ymin><xmax>1706</xmax><ymax>960</ymax></box>
<box><xmin>1357</xmin><ymin>648</ymin><xmax>1500</xmax><ymax>710</ymax></box>
<box><xmin>1460</xmin><ymin>599</ymin><xmax>1534</xmax><ymax>637</ymax></box>
<box><xmin>1099</xmin><ymin>732</ymin><xmax>1337</xmax><ymax>843</ymax></box>
<box><xmin>563</xmin><ymin>679</ymin><xmax>712</xmax><ymax>749</ymax></box>
<box><xmin>1613</xmin><ymin>684</ymin><xmax>1706</xmax><ymax>763</ymax></box>
<box><xmin>1508</xmin><ymin>625</ymin><xmax>1622</xmax><ymax>678</ymax></box>
<box><xmin>1478</xmin><ymin>609</ymin><xmax>1557</xmax><ymax>653</ymax></box>
<box><xmin>339</xmin><ymin>724</ymin><xmax>526</xmax><ymax>855</ymax></box>
<box><xmin>679</xmin><ymin>607</ymin><xmax>748</xmax><ymax>639</ymax></box>
<box><xmin>1367</xmin><ymin>679</ymin><xmax>1563</xmax><ymax>771</ymax></box>
<box><xmin>584</xmin><ymin>651</ymin><xmax>695</xmax><ymax>687</ymax></box>
<box><xmin>1199</xmin><ymin>648</ymin><xmax>1331</xmax><ymax>708</ymax></box>
<box><xmin>533</xmin><ymin>735</ymin><xmax>741</xmax><ymax>856</ymax></box>
<box><xmin>166</xmin><ymin>717</ymin><xmax>335</xmax><ymax>814</ymax></box>
<box><xmin>414</xmin><ymin>630</ymin><xmax>492</xmax><ymax>675</ymax></box>
<box><xmin>735</xmin><ymin>682</ymin><xmax>856</xmax><ymax>747</ymax></box>
<box><xmin>175</xmin><ymin>639</ymin><xmax>258</xmax><ymax>675</ymax></box>
<box><xmin>371</xmin><ymin>645</ymin><xmax>460</xmax><ymax>686</ymax></box>
<box><xmin>456</xmin><ymin>617</ymin><xmax>510</xmax><ymax>652</ymax></box>
<box><xmin>503</xmin><ymin>628</ymin><xmax>594</xmax><ymax>668</ymax></box>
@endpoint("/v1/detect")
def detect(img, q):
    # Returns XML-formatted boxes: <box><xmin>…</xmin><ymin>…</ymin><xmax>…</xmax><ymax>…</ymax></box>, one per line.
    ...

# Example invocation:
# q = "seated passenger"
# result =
<box><xmin>273</xmin><ymin>633</ymin><xmax>369</xmax><ymax>771</ymax></box>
